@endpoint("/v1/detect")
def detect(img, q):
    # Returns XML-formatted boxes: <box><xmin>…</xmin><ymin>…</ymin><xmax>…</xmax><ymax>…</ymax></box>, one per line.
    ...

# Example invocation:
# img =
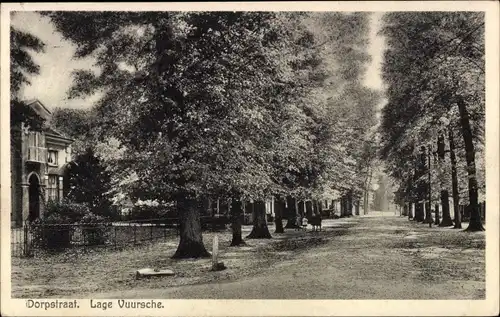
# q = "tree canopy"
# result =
<box><xmin>10</xmin><ymin>18</ymin><xmax>46</xmax><ymax>130</ymax></box>
<box><xmin>379</xmin><ymin>12</ymin><xmax>485</xmax><ymax>231</ymax></box>
<box><xmin>43</xmin><ymin>11</ymin><xmax>381</xmax><ymax>255</ymax></box>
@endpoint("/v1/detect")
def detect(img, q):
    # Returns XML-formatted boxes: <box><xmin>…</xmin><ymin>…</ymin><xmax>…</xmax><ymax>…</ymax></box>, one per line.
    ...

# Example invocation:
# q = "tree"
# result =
<box><xmin>46</xmin><ymin>11</ymin><xmax>382</xmax><ymax>257</ymax></box>
<box><xmin>50</xmin><ymin>107</ymin><xmax>95</xmax><ymax>155</ymax></box>
<box><xmin>276</xmin><ymin>13</ymin><xmax>379</xmax><ymax>223</ymax></box>
<box><xmin>10</xmin><ymin>23</ymin><xmax>46</xmax><ymax>133</ymax></box>
<box><xmin>273</xmin><ymin>196</ymin><xmax>286</xmax><ymax>233</ymax></box>
<box><xmin>437</xmin><ymin>131</ymin><xmax>453</xmax><ymax>226</ymax></box>
<box><xmin>379</xmin><ymin>12</ymin><xmax>485</xmax><ymax>231</ymax></box>
<box><xmin>51</xmin><ymin>108</ymin><xmax>119</xmax><ymax>219</ymax></box>
<box><xmin>65</xmin><ymin>148</ymin><xmax>117</xmax><ymax>219</ymax></box>
<box><xmin>230</xmin><ymin>198</ymin><xmax>245</xmax><ymax>246</ymax></box>
<box><xmin>45</xmin><ymin>11</ymin><xmax>317</xmax><ymax>255</ymax></box>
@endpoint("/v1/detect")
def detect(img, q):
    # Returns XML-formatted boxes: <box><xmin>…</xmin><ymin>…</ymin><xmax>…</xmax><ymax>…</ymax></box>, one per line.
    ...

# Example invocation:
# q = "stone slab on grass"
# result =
<box><xmin>136</xmin><ymin>268</ymin><xmax>175</xmax><ymax>279</ymax></box>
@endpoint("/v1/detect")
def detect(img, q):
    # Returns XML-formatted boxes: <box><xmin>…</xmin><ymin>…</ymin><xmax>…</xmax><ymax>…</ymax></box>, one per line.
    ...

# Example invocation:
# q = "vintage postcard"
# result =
<box><xmin>1</xmin><ymin>1</ymin><xmax>498</xmax><ymax>316</ymax></box>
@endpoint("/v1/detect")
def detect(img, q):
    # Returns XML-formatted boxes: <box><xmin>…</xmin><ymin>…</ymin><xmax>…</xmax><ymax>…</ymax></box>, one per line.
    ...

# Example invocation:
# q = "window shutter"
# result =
<box><xmin>28</xmin><ymin>132</ymin><xmax>35</xmax><ymax>147</ymax></box>
<box><xmin>39</xmin><ymin>133</ymin><xmax>45</xmax><ymax>148</ymax></box>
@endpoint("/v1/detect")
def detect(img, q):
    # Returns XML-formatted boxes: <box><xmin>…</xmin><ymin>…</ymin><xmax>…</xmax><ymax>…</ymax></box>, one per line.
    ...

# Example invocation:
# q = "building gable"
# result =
<box><xmin>24</xmin><ymin>99</ymin><xmax>52</xmax><ymax>122</ymax></box>
<box><xmin>22</xmin><ymin>99</ymin><xmax>74</xmax><ymax>144</ymax></box>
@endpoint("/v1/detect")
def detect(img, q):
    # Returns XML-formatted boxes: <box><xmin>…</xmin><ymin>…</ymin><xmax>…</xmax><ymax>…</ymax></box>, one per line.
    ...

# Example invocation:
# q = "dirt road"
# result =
<box><xmin>91</xmin><ymin>215</ymin><xmax>485</xmax><ymax>299</ymax></box>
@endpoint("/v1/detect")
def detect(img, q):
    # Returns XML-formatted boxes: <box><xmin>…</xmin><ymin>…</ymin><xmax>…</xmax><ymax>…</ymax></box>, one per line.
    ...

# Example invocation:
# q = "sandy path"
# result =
<box><xmin>90</xmin><ymin>216</ymin><xmax>485</xmax><ymax>299</ymax></box>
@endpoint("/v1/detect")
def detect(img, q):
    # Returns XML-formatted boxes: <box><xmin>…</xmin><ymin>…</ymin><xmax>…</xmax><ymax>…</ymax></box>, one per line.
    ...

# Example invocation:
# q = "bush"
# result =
<box><xmin>79</xmin><ymin>213</ymin><xmax>109</xmax><ymax>246</ymax></box>
<box><xmin>31</xmin><ymin>201</ymin><xmax>93</xmax><ymax>251</ymax></box>
<box><xmin>129</xmin><ymin>205</ymin><xmax>174</xmax><ymax>220</ymax></box>
<box><xmin>45</xmin><ymin>199</ymin><xmax>90</xmax><ymax>223</ymax></box>
<box><xmin>31</xmin><ymin>212</ymin><xmax>75</xmax><ymax>251</ymax></box>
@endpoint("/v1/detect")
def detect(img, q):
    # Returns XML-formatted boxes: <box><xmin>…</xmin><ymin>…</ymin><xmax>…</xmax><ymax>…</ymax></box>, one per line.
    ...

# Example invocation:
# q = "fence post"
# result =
<box><xmin>23</xmin><ymin>224</ymin><xmax>29</xmax><ymax>257</ymax></box>
<box><xmin>150</xmin><ymin>223</ymin><xmax>153</xmax><ymax>241</ymax></box>
<box><xmin>481</xmin><ymin>202</ymin><xmax>485</xmax><ymax>222</ymax></box>
<box><xmin>133</xmin><ymin>224</ymin><xmax>137</xmax><ymax>245</ymax></box>
<box><xmin>114</xmin><ymin>226</ymin><xmax>117</xmax><ymax>250</ymax></box>
<box><xmin>483</xmin><ymin>202</ymin><xmax>486</xmax><ymax>222</ymax></box>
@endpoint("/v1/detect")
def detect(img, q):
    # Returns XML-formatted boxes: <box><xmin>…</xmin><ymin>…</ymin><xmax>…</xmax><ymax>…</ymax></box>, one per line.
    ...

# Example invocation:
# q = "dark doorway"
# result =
<box><xmin>28</xmin><ymin>174</ymin><xmax>40</xmax><ymax>222</ymax></box>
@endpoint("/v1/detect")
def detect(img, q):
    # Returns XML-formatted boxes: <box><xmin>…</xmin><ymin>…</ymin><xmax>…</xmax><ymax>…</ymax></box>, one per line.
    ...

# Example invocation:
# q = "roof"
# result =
<box><xmin>22</xmin><ymin>99</ymin><xmax>75</xmax><ymax>143</ymax></box>
<box><xmin>47</xmin><ymin>162</ymin><xmax>76</xmax><ymax>175</ymax></box>
<box><xmin>47</xmin><ymin>167</ymin><xmax>64</xmax><ymax>176</ymax></box>
<box><xmin>46</xmin><ymin>127</ymin><xmax>74</xmax><ymax>141</ymax></box>
<box><xmin>23</xmin><ymin>99</ymin><xmax>52</xmax><ymax>121</ymax></box>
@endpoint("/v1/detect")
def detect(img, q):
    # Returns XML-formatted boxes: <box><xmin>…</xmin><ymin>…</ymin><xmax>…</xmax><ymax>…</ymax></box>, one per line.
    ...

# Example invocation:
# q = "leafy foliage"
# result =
<box><xmin>379</xmin><ymin>11</ymin><xmax>485</xmax><ymax>230</ymax></box>
<box><xmin>43</xmin><ymin>199</ymin><xmax>90</xmax><ymax>223</ymax></box>
<box><xmin>10</xmin><ymin>21</ymin><xmax>46</xmax><ymax>130</ymax></box>
<box><xmin>66</xmin><ymin>148</ymin><xmax>118</xmax><ymax>219</ymax></box>
<box><xmin>46</xmin><ymin>11</ymin><xmax>379</xmax><ymax>204</ymax></box>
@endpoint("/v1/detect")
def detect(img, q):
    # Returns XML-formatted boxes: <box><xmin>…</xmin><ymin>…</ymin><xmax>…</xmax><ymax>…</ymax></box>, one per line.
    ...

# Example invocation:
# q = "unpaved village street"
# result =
<box><xmin>91</xmin><ymin>214</ymin><xmax>484</xmax><ymax>299</ymax></box>
<box><xmin>12</xmin><ymin>213</ymin><xmax>483</xmax><ymax>300</ymax></box>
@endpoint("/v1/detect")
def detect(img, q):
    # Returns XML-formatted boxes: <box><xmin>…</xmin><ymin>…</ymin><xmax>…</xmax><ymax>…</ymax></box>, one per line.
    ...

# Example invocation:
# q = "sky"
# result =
<box><xmin>11</xmin><ymin>12</ymin><xmax>97</xmax><ymax>110</ymax></box>
<box><xmin>364</xmin><ymin>12</ymin><xmax>386</xmax><ymax>94</ymax></box>
<box><xmin>12</xmin><ymin>11</ymin><xmax>387</xmax><ymax>111</ymax></box>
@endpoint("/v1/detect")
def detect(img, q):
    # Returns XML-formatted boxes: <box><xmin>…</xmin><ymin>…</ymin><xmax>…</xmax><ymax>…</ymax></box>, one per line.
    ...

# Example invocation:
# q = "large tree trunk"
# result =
<box><xmin>439</xmin><ymin>190</ymin><xmax>453</xmax><ymax>226</ymax></box>
<box><xmin>425</xmin><ymin>201</ymin><xmax>432</xmax><ymax>225</ymax></box>
<box><xmin>437</xmin><ymin>133</ymin><xmax>453</xmax><ymax>226</ymax></box>
<box><xmin>406</xmin><ymin>176</ymin><xmax>413</xmax><ymax>219</ymax></box>
<box><xmin>199</xmin><ymin>197</ymin><xmax>211</xmax><ymax>218</ymax></box>
<box><xmin>298</xmin><ymin>200</ymin><xmax>305</xmax><ymax>217</ymax></box>
<box><xmin>340</xmin><ymin>196</ymin><xmax>346</xmax><ymax>217</ymax></box>
<box><xmin>284</xmin><ymin>196</ymin><xmax>300</xmax><ymax>228</ymax></box>
<box><xmin>274</xmin><ymin>197</ymin><xmax>285</xmax><ymax>233</ymax></box>
<box><xmin>305</xmin><ymin>200</ymin><xmax>313</xmax><ymax>219</ymax></box>
<box><xmin>315</xmin><ymin>200</ymin><xmax>322</xmax><ymax>216</ymax></box>
<box><xmin>423</xmin><ymin>148</ymin><xmax>432</xmax><ymax>225</ymax></box>
<box><xmin>230</xmin><ymin>198</ymin><xmax>245</xmax><ymax>246</ymax></box>
<box><xmin>346</xmin><ymin>191</ymin><xmax>353</xmax><ymax>217</ymax></box>
<box><xmin>414</xmin><ymin>150</ymin><xmax>426</xmax><ymax>223</ymax></box>
<box><xmin>312</xmin><ymin>200</ymin><xmax>318</xmax><ymax>216</ymax></box>
<box><xmin>434</xmin><ymin>203</ymin><xmax>440</xmax><ymax>225</ymax></box>
<box><xmin>172</xmin><ymin>195</ymin><xmax>211</xmax><ymax>259</ymax></box>
<box><xmin>355</xmin><ymin>200</ymin><xmax>360</xmax><ymax>216</ymax></box>
<box><xmin>414</xmin><ymin>180</ymin><xmax>425</xmax><ymax>222</ymax></box>
<box><xmin>363</xmin><ymin>190</ymin><xmax>368</xmax><ymax>215</ymax></box>
<box><xmin>449</xmin><ymin>129</ymin><xmax>462</xmax><ymax>229</ymax></box>
<box><xmin>247</xmin><ymin>201</ymin><xmax>272</xmax><ymax>239</ymax></box>
<box><xmin>456</xmin><ymin>98</ymin><xmax>484</xmax><ymax>232</ymax></box>
<box><xmin>363</xmin><ymin>166</ymin><xmax>373</xmax><ymax>215</ymax></box>
<box><xmin>414</xmin><ymin>201</ymin><xmax>424</xmax><ymax>222</ymax></box>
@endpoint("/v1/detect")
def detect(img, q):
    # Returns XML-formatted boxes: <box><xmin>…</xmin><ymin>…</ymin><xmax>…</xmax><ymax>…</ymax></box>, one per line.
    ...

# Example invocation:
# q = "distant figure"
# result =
<box><xmin>301</xmin><ymin>215</ymin><xmax>308</xmax><ymax>231</ymax></box>
<box><xmin>310</xmin><ymin>215</ymin><xmax>322</xmax><ymax>231</ymax></box>
<box><xmin>295</xmin><ymin>216</ymin><xmax>302</xmax><ymax>231</ymax></box>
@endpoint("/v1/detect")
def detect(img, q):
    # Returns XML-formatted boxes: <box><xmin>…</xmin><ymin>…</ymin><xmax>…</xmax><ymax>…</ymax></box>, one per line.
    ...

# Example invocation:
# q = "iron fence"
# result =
<box><xmin>11</xmin><ymin>218</ymin><xmax>179</xmax><ymax>257</ymax></box>
<box><xmin>11</xmin><ymin>215</ymin><xmax>231</xmax><ymax>257</ymax></box>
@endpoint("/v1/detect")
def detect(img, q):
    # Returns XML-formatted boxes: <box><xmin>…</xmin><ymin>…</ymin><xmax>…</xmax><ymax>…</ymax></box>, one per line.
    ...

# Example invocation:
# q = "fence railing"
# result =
<box><xmin>12</xmin><ymin>220</ymin><xmax>177</xmax><ymax>257</ymax></box>
<box><xmin>11</xmin><ymin>216</ymin><xmax>231</xmax><ymax>257</ymax></box>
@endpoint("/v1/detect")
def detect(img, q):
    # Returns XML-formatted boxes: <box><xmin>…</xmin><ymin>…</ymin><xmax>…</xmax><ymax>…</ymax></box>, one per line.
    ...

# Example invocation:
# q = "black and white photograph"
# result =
<box><xmin>1</xmin><ymin>2</ymin><xmax>498</xmax><ymax>316</ymax></box>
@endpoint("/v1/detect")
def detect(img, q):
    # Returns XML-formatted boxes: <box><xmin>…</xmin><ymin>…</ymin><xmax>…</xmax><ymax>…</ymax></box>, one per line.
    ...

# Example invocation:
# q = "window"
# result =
<box><xmin>28</xmin><ymin>131</ymin><xmax>40</xmax><ymax>147</ymax></box>
<box><xmin>47</xmin><ymin>150</ymin><xmax>58</xmax><ymax>165</ymax></box>
<box><xmin>47</xmin><ymin>175</ymin><xmax>59</xmax><ymax>201</ymax></box>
